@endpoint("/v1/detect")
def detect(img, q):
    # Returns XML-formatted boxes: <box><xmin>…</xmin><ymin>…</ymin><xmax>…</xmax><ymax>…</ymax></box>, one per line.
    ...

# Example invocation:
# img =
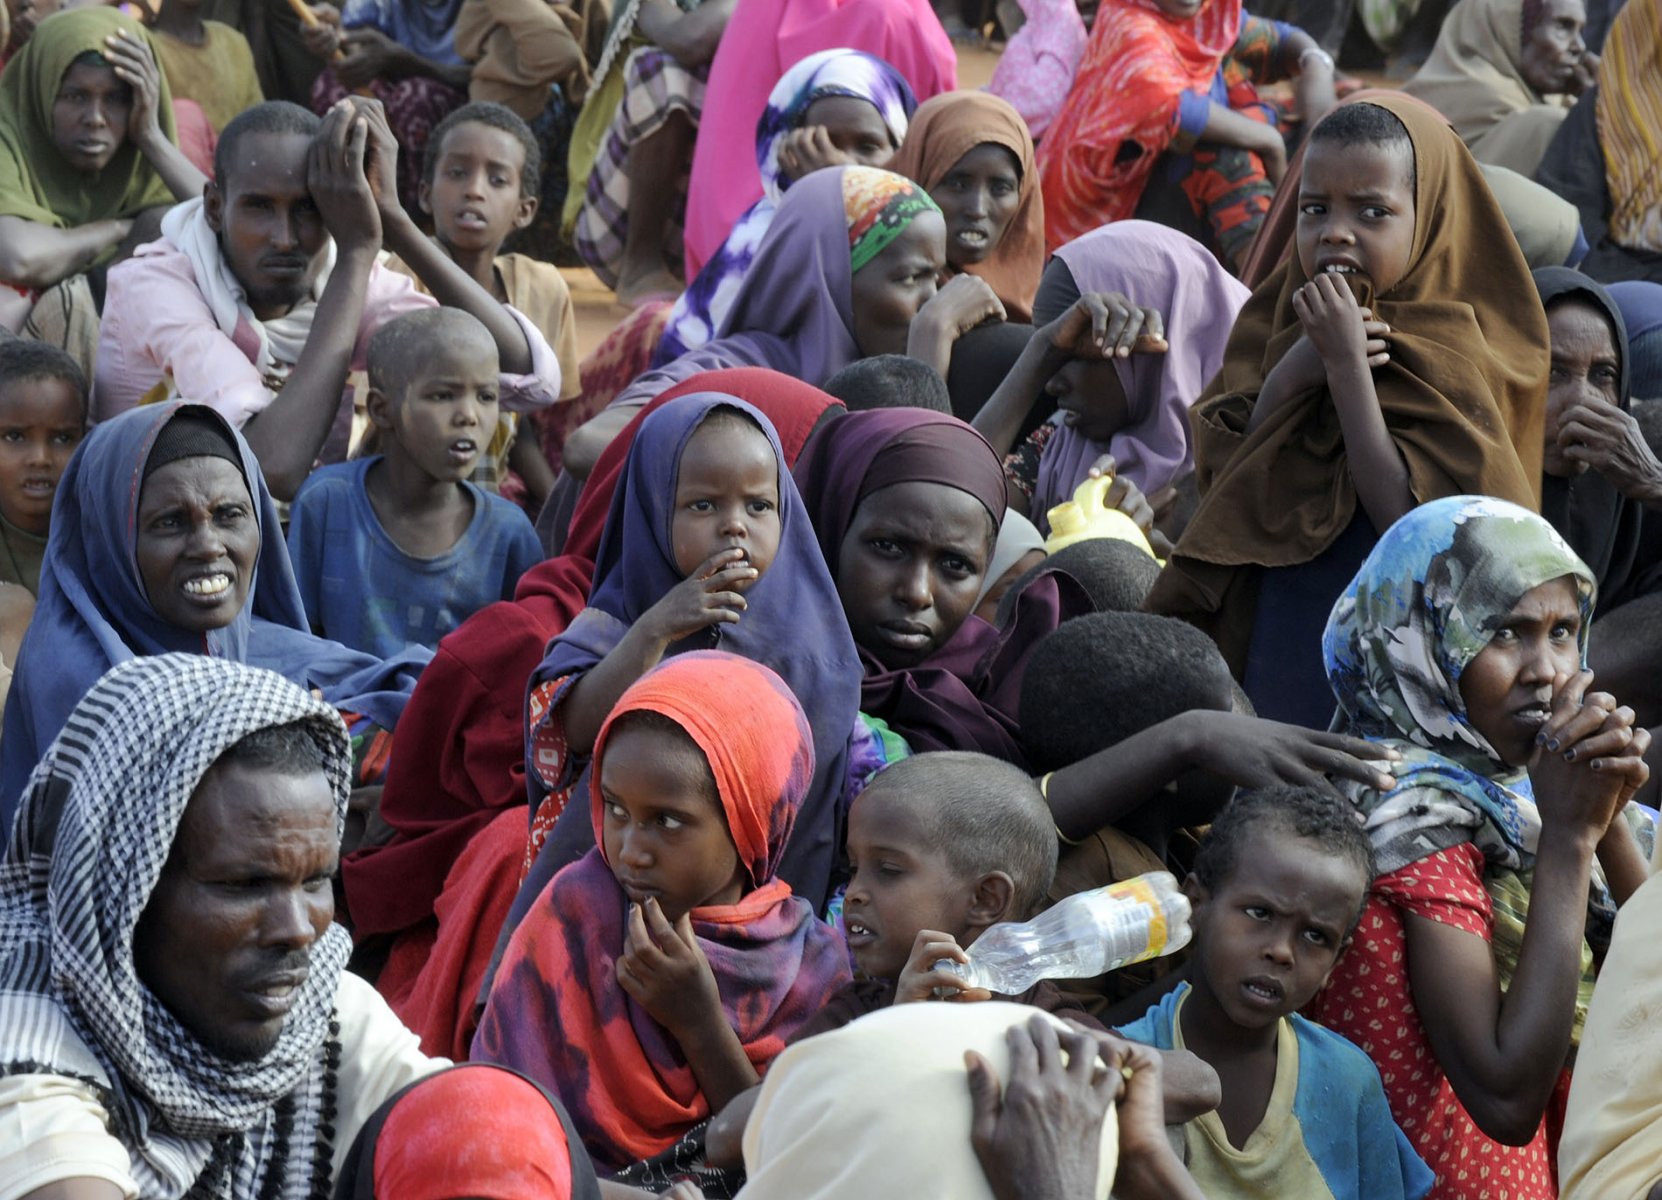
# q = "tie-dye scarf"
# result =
<box><xmin>1324</xmin><ymin>495</ymin><xmax>1651</xmax><ymax>1042</ymax></box>
<box><xmin>656</xmin><ymin>50</ymin><xmax>917</xmax><ymax>365</ymax></box>
<box><xmin>473</xmin><ymin>653</ymin><xmax>851</xmax><ymax>1173</ymax></box>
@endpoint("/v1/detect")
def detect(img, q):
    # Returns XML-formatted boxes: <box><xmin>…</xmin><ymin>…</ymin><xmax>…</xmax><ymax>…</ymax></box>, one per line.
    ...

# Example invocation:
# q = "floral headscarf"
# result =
<box><xmin>843</xmin><ymin>165</ymin><xmax>939</xmax><ymax>273</ymax></box>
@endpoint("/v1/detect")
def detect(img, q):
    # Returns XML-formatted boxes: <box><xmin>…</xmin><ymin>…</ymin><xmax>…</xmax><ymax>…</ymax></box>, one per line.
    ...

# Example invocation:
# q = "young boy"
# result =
<box><xmin>397</xmin><ymin>101</ymin><xmax>583</xmax><ymax>506</ymax></box>
<box><xmin>286</xmin><ymin>308</ymin><xmax>541</xmax><ymax>658</ymax></box>
<box><xmin>1118</xmin><ymin>786</ymin><xmax>1433</xmax><ymax>1200</ymax></box>
<box><xmin>0</xmin><ymin>337</ymin><xmax>86</xmax><ymax>596</ymax></box>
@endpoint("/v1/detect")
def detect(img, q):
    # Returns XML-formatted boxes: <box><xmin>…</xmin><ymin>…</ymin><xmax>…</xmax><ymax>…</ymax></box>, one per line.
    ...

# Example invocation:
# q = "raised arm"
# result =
<box><xmin>104</xmin><ymin>27</ymin><xmax>208</xmax><ymax>201</ymax></box>
<box><xmin>637</xmin><ymin>0</ymin><xmax>737</xmax><ymax>68</ymax></box>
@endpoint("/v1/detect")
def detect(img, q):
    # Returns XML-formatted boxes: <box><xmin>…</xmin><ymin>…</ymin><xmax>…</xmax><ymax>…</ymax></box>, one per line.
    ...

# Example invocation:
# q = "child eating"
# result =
<box><xmin>472</xmin><ymin>651</ymin><xmax>852</xmax><ymax>1174</ymax></box>
<box><xmin>286</xmin><ymin>307</ymin><xmax>541</xmax><ymax>657</ymax></box>
<box><xmin>0</xmin><ymin>338</ymin><xmax>85</xmax><ymax>597</ymax></box>
<box><xmin>1119</xmin><ymin>786</ymin><xmax>1433</xmax><ymax>1200</ymax></box>
<box><xmin>401</xmin><ymin>101</ymin><xmax>581</xmax><ymax>502</ymax></box>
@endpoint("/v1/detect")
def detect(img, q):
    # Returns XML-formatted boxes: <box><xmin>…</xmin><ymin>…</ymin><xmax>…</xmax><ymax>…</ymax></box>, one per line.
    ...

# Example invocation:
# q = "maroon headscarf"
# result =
<box><xmin>792</xmin><ymin>408</ymin><xmax>1093</xmax><ymax>766</ymax></box>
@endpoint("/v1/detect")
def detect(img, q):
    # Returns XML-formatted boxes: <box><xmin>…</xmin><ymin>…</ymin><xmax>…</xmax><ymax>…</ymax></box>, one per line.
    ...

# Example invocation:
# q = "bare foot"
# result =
<box><xmin>615</xmin><ymin>266</ymin><xmax>685</xmax><ymax>309</ymax></box>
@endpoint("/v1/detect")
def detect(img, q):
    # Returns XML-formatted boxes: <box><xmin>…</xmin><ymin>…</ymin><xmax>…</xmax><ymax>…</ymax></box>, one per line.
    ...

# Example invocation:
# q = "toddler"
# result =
<box><xmin>286</xmin><ymin>307</ymin><xmax>541</xmax><ymax>657</ymax></box>
<box><xmin>0</xmin><ymin>338</ymin><xmax>85</xmax><ymax>596</ymax></box>
<box><xmin>1119</xmin><ymin>786</ymin><xmax>1433</xmax><ymax>1200</ymax></box>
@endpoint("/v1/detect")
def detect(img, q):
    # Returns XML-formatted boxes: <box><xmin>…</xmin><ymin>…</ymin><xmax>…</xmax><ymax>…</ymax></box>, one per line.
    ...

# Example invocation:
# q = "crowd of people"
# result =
<box><xmin>1</xmin><ymin>0</ymin><xmax>1661</xmax><ymax>1196</ymax></box>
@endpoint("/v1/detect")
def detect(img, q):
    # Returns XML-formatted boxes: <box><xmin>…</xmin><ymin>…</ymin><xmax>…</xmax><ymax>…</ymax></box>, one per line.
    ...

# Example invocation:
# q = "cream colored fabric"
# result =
<box><xmin>0</xmin><ymin>973</ymin><xmax>445</xmax><ymax>1200</ymax></box>
<box><xmin>1558</xmin><ymin>870</ymin><xmax>1662</xmax><ymax>1200</ymax></box>
<box><xmin>1401</xmin><ymin>0</ymin><xmax>1570</xmax><ymax>174</ymax></box>
<box><xmin>739</xmin><ymin>1001</ymin><xmax>1119</xmax><ymax>1200</ymax></box>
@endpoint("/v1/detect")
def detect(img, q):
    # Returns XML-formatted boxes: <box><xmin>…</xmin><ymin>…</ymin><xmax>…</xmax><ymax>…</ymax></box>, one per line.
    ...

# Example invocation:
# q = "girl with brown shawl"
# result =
<box><xmin>886</xmin><ymin>91</ymin><xmax>1045</xmax><ymax>325</ymax></box>
<box><xmin>1146</xmin><ymin>95</ymin><xmax>1545</xmax><ymax>728</ymax></box>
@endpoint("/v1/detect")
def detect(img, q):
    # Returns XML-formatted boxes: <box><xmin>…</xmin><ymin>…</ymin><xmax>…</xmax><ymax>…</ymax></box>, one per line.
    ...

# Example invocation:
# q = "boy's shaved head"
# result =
<box><xmin>366</xmin><ymin>307</ymin><xmax>496</xmax><ymax>399</ymax></box>
<box><xmin>861</xmin><ymin>752</ymin><xmax>1057</xmax><ymax>917</ymax></box>
<box><xmin>214</xmin><ymin>101</ymin><xmax>321</xmax><ymax>191</ymax></box>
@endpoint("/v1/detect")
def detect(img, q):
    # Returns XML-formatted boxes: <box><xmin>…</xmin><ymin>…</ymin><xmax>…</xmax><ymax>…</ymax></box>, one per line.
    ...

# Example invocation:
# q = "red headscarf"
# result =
<box><xmin>472</xmin><ymin>653</ymin><xmax>852</xmax><ymax>1172</ymax></box>
<box><xmin>1037</xmin><ymin>0</ymin><xmax>1242</xmax><ymax>248</ymax></box>
<box><xmin>342</xmin><ymin>369</ymin><xmax>844</xmax><ymax>942</ymax></box>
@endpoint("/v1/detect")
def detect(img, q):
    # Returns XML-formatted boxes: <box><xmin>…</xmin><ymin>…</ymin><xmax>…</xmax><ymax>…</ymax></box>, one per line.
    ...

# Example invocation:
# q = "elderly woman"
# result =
<box><xmin>0</xmin><ymin>402</ymin><xmax>429</xmax><ymax>822</ymax></box>
<box><xmin>1402</xmin><ymin>0</ymin><xmax>1596</xmax><ymax>175</ymax></box>
<box><xmin>0</xmin><ymin>8</ymin><xmax>206</xmax><ymax>366</ymax></box>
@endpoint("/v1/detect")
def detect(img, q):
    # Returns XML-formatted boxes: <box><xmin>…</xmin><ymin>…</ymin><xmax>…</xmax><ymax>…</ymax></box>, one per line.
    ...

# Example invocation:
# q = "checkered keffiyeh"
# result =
<box><xmin>0</xmin><ymin>654</ymin><xmax>353</xmax><ymax>1198</ymax></box>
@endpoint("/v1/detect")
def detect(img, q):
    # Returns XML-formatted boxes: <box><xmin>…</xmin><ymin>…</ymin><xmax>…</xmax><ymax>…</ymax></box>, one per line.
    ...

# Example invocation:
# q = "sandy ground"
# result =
<box><xmin>559</xmin><ymin>42</ymin><xmax>1006</xmax><ymax>359</ymax></box>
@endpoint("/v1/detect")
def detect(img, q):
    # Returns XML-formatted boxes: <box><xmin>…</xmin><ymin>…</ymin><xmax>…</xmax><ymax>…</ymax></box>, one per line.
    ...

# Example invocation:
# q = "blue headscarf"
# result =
<box><xmin>523</xmin><ymin>393</ymin><xmax>862</xmax><ymax>911</ymax></box>
<box><xmin>0</xmin><ymin>403</ymin><xmax>430</xmax><ymax>825</ymax></box>
<box><xmin>1605</xmin><ymin>279</ymin><xmax>1662</xmax><ymax>400</ymax></box>
<box><xmin>654</xmin><ymin>50</ymin><xmax>917</xmax><ymax>366</ymax></box>
<box><xmin>341</xmin><ymin>0</ymin><xmax>464</xmax><ymax>66</ymax></box>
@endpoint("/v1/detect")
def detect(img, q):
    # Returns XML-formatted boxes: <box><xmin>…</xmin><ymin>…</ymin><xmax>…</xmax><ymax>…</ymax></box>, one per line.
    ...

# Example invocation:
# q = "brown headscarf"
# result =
<box><xmin>886</xmin><ymin>91</ymin><xmax>1044</xmax><ymax>323</ymax></box>
<box><xmin>1145</xmin><ymin>94</ymin><xmax>1546</xmax><ymax>669</ymax></box>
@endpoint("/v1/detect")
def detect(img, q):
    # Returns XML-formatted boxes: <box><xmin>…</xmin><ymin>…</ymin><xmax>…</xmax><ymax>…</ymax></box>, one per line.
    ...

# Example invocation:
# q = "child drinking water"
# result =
<box><xmin>472</xmin><ymin>651</ymin><xmax>853</xmax><ymax>1173</ymax></box>
<box><xmin>1307</xmin><ymin>495</ymin><xmax>1653</xmax><ymax>1200</ymax></box>
<box><xmin>286</xmin><ymin>307</ymin><xmax>541</xmax><ymax>657</ymax></box>
<box><xmin>522</xmin><ymin>393</ymin><xmax>863</xmax><ymax>914</ymax></box>
<box><xmin>0</xmin><ymin>338</ymin><xmax>84</xmax><ymax>597</ymax></box>
<box><xmin>1145</xmin><ymin>96</ymin><xmax>1547</xmax><ymax>730</ymax></box>
<box><xmin>1119</xmin><ymin>786</ymin><xmax>1433</xmax><ymax>1200</ymax></box>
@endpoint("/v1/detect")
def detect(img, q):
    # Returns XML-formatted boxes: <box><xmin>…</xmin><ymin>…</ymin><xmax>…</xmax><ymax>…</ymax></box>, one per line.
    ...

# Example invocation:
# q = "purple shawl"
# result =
<box><xmin>792</xmin><ymin>408</ymin><xmax>1092</xmax><ymax>767</ymax></box>
<box><xmin>1032</xmin><ymin>221</ymin><xmax>1250</xmax><ymax>523</ymax></box>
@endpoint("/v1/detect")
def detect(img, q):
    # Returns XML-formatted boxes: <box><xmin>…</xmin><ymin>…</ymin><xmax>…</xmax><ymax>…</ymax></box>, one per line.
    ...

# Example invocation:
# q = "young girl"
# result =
<box><xmin>523</xmin><ymin>393</ymin><xmax>862</xmax><ymax>915</ymax></box>
<box><xmin>972</xmin><ymin>220</ymin><xmax>1249</xmax><ymax>529</ymax></box>
<box><xmin>887</xmin><ymin>90</ymin><xmax>1046</xmax><ymax>322</ymax></box>
<box><xmin>1145</xmin><ymin>97</ymin><xmax>1546</xmax><ymax>729</ymax></box>
<box><xmin>1308</xmin><ymin>495</ymin><xmax>1653</xmax><ymax>1200</ymax></box>
<box><xmin>473</xmin><ymin>651</ymin><xmax>853</xmax><ymax>1174</ymax></box>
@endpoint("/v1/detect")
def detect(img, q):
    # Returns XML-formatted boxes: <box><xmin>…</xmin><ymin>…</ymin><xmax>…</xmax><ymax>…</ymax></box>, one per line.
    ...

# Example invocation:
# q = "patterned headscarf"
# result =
<box><xmin>0</xmin><ymin>654</ymin><xmax>353</xmax><ymax>1198</ymax></box>
<box><xmin>842</xmin><ymin>164</ymin><xmax>940</xmax><ymax>274</ymax></box>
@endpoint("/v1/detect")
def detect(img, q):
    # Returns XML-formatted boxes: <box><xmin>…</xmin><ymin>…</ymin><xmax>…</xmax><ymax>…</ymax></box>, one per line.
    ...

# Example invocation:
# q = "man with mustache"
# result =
<box><xmin>93</xmin><ymin>97</ymin><xmax>564</xmax><ymax>501</ymax></box>
<box><xmin>0</xmin><ymin>654</ymin><xmax>443</xmax><ymax>1199</ymax></box>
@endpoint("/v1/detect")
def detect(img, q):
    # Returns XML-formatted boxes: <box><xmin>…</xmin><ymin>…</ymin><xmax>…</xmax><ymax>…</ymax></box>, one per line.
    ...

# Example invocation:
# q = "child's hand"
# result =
<box><xmin>895</xmin><ymin>929</ymin><xmax>994</xmax><ymax>1004</ymax></box>
<box><xmin>1042</xmin><ymin>293</ymin><xmax>1168</xmax><ymax>362</ymax></box>
<box><xmin>641</xmin><ymin>547</ymin><xmax>756</xmax><ymax>647</ymax></box>
<box><xmin>1084</xmin><ymin>456</ymin><xmax>1160</xmax><ymax>539</ymax></box>
<box><xmin>1292</xmin><ymin>274</ymin><xmax>1390</xmax><ymax>375</ymax></box>
<box><xmin>775</xmin><ymin>125</ymin><xmax>857</xmax><ymax>184</ymax></box>
<box><xmin>335</xmin><ymin>26</ymin><xmax>402</xmax><ymax>90</ymax></box>
<box><xmin>308</xmin><ymin>102</ymin><xmax>382</xmax><ymax>250</ymax></box>
<box><xmin>1530</xmin><ymin>670</ymin><xmax>1651</xmax><ymax>841</ymax></box>
<box><xmin>617</xmin><ymin>898</ymin><xmax>723</xmax><ymax>1036</ymax></box>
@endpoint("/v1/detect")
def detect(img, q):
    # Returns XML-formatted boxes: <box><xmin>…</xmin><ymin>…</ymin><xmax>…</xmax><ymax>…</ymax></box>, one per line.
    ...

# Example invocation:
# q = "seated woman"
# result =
<box><xmin>302</xmin><ymin>0</ymin><xmax>471</xmax><ymax>213</ymax></box>
<box><xmin>1402</xmin><ymin>0</ymin><xmax>1594</xmax><ymax>176</ymax></box>
<box><xmin>0</xmin><ymin>402</ymin><xmax>429</xmax><ymax>823</ymax></box>
<box><xmin>1534</xmin><ymin>0</ymin><xmax>1662</xmax><ymax>287</ymax></box>
<box><xmin>0</xmin><ymin>8</ymin><xmax>207</xmax><ymax>368</ymax></box>
<box><xmin>1308</xmin><ymin>494</ymin><xmax>1653</xmax><ymax>1199</ymax></box>
<box><xmin>681</xmin><ymin>0</ymin><xmax>955</xmax><ymax>280</ymax></box>
<box><xmin>473</xmin><ymin>652</ymin><xmax>853</xmax><ymax>1175</ymax></box>
<box><xmin>1037</xmin><ymin>0</ymin><xmax>1338</xmax><ymax>268</ymax></box>
<box><xmin>565</xmin><ymin>0</ymin><xmax>736</xmax><ymax>306</ymax></box>
<box><xmin>971</xmin><ymin>221</ymin><xmax>1250</xmax><ymax>530</ymax></box>
<box><xmin>887</xmin><ymin>90</ymin><xmax>1046</xmax><ymax>323</ymax></box>
<box><xmin>562</xmin><ymin>164</ymin><xmax>1005</xmax><ymax>481</ymax></box>
<box><xmin>655</xmin><ymin>47</ymin><xmax>918</xmax><ymax>363</ymax></box>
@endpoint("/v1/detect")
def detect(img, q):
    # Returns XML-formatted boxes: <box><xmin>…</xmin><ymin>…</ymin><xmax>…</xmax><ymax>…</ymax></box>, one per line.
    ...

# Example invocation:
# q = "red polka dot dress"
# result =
<box><xmin>1306</xmin><ymin>844</ymin><xmax>1560</xmax><ymax>1200</ymax></box>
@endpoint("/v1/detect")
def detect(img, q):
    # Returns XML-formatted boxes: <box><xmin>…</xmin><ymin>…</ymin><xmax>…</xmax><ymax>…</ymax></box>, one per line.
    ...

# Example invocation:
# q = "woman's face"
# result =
<box><xmin>1519</xmin><ymin>0</ymin><xmax>1587</xmax><ymax>96</ymax></box>
<box><xmin>930</xmin><ymin>143</ymin><xmax>1023</xmax><ymax>271</ymax></box>
<box><xmin>1457</xmin><ymin>575</ymin><xmax>1583</xmax><ymax>768</ymax></box>
<box><xmin>1542</xmin><ymin>298</ymin><xmax>1621</xmax><ymax>478</ymax></box>
<box><xmin>835</xmin><ymin>479</ymin><xmax>995</xmax><ymax>668</ymax></box>
<box><xmin>800</xmin><ymin>95</ymin><xmax>895</xmax><ymax>168</ymax></box>
<box><xmin>1046</xmin><ymin>357</ymin><xmax>1131</xmax><ymax>443</ymax></box>
<box><xmin>848</xmin><ymin>209</ymin><xmax>947</xmax><ymax>358</ymax></box>
<box><xmin>51</xmin><ymin>59</ymin><xmax>132</xmax><ymax>174</ymax></box>
<box><xmin>135</xmin><ymin>455</ymin><xmax>260</xmax><ymax>633</ymax></box>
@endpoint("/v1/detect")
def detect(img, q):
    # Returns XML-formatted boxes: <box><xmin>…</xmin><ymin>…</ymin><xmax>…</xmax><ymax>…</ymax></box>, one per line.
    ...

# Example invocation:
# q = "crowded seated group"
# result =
<box><xmin>2</xmin><ymin>0</ymin><xmax>1662</xmax><ymax>1197</ymax></box>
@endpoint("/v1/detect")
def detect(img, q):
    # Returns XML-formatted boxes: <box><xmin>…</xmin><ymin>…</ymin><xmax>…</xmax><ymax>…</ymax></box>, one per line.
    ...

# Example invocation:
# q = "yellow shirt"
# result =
<box><xmin>151</xmin><ymin>21</ymin><xmax>264</xmax><ymax>134</ymax></box>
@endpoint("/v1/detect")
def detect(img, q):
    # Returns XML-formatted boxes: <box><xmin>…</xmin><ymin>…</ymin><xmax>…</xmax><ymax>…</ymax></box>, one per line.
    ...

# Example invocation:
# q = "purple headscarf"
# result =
<box><xmin>1032</xmin><ymin>221</ymin><xmax>1250</xmax><ymax>524</ymax></box>
<box><xmin>524</xmin><ymin>394</ymin><xmax>862</xmax><ymax>912</ymax></box>
<box><xmin>793</xmin><ymin>408</ymin><xmax>1092</xmax><ymax>766</ymax></box>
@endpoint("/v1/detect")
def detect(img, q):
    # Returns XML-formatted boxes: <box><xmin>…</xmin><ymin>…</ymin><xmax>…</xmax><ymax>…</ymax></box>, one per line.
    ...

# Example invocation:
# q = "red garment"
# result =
<box><xmin>1306</xmin><ymin>845</ymin><xmax>1561</xmax><ymax>1200</ymax></box>
<box><xmin>342</xmin><ymin>370</ymin><xmax>842</xmax><ymax>1023</ymax></box>
<box><xmin>472</xmin><ymin>654</ymin><xmax>853</xmax><ymax>1171</ymax></box>
<box><xmin>1037</xmin><ymin>0</ymin><xmax>1241</xmax><ymax>249</ymax></box>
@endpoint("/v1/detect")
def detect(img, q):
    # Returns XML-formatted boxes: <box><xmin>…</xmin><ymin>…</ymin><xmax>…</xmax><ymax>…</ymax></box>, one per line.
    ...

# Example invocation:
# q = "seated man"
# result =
<box><xmin>93</xmin><ymin>99</ymin><xmax>565</xmax><ymax>500</ymax></box>
<box><xmin>0</xmin><ymin>653</ymin><xmax>442</xmax><ymax>1199</ymax></box>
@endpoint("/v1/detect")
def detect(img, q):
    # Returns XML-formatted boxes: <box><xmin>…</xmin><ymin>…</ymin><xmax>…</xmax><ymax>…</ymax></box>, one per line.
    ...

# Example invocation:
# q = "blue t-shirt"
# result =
<box><xmin>287</xmin><ymin>457</ymin><xmax>541</xmax><ymax>658</ymax></box>
<box><xmin>1118</xmin><ymin>982</ymin><xmax>1432</xmax><ymax>1200</ymax></box>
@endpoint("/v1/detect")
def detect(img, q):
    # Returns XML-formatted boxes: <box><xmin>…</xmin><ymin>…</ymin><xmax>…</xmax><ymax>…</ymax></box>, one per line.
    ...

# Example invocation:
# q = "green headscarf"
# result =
<box><xmin>0</xmin><ymin>7</ymin><xmax>177</xmax><ymax>231</ymax></box>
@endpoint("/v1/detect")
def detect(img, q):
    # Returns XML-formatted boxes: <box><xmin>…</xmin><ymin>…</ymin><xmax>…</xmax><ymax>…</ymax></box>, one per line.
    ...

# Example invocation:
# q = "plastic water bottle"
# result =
<box><xmin>939</xmin><ymin>872</ymin><xmax>1192</xmax><ymax>994</ymax></box>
